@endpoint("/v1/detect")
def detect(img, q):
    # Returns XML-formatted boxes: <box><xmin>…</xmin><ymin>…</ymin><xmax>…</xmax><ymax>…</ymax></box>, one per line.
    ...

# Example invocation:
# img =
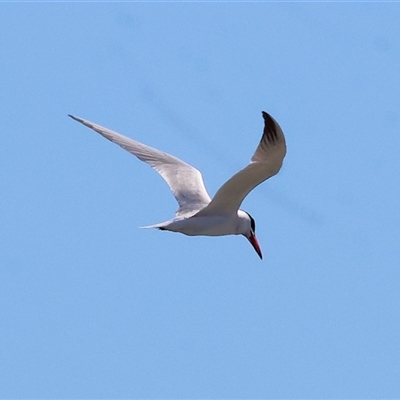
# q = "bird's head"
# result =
<box><xmin>238</xmin><ymin>210</ymin><xmax>263</xmax><ymax>260</ymax></box>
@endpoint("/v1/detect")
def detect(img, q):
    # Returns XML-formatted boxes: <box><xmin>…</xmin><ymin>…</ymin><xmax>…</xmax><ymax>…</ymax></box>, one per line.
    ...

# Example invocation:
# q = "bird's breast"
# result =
<box><xmin>165</xmin><ymin>215</ymin><xmax>239</xmax><ymax>237</ymax></box>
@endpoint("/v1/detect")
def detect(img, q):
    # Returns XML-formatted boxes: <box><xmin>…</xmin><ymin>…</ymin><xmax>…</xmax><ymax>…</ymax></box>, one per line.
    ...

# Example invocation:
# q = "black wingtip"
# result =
<box><xmin>262</xmin><ymin>111</ymin><xmax>275</xmax><ymax>129</ymax></box>
<box><xmin>261</xmin><ymin>111</ymin><xmax>272</xmax><ymax>122</ymax></box>
<box><xmin>261</xmin><ymin>111</ymin><xmax>278</xmax><ymax>144</ymax></box>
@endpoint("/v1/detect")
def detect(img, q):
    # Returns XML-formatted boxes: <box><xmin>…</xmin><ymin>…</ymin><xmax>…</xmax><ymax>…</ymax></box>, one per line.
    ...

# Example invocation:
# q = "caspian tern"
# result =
<box><xmin>69</xmin><ymin>112</ymin><xmax>286</xmax><ymax>259</ymax></box>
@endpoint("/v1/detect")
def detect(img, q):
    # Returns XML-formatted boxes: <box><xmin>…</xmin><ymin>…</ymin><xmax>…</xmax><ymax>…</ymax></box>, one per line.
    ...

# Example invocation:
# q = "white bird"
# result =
<box><xmin>69</xmin><ymin>112</ymin><xmax>286</xmax><ymax>259</ymax></box>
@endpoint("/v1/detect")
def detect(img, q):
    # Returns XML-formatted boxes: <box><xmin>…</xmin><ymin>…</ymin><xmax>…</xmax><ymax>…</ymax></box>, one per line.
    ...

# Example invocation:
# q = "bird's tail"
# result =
<box><xmin>140</xmin><ymin>220</ymin><xmax>171</xmax><ymax>230</ymax></box>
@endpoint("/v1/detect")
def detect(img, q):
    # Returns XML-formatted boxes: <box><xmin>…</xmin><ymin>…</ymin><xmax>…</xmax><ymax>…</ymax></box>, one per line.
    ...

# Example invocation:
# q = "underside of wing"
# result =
<box><xmin>197</xmin><ymin>111</ymin><xmax>286</xmax><ymax>216</ymax></box>
<box><xmin>69</xmin><ymin>115</ymin><xmax>211</xmax><ymax>216</ymax></box>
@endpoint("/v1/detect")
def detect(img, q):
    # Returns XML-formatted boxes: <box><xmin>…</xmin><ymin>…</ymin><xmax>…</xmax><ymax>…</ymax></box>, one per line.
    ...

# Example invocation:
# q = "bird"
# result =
<box><xmin>69</xmin><ymin>111</ymin><xmax>286</xmax><ymax>259</ymax></box>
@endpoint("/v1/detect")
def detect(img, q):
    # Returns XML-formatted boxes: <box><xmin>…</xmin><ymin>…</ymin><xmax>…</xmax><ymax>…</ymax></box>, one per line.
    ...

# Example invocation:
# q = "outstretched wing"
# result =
<box><xmin>197</xmin><ymin>111</ymin><xmax>286</xmax><ymax>216</ymax></box>
<box><xmin>69</xmin><ymin>115</ymin><xmax>211</xmax><ymax>217</ymax></box>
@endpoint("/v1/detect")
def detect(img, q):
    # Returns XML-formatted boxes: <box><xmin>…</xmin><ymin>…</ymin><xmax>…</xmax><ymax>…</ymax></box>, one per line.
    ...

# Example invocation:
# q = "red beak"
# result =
<box><xmin>248</xmin><ymin>232</ymin><xmax>263</xmax><ymax>259</ymax></box>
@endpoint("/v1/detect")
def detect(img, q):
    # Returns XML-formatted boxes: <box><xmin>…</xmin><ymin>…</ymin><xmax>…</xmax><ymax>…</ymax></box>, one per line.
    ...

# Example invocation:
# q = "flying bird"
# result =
<box><xmin>69</xmin><ymin>112</ymin><xmax>286</xmax><ymax>259</ymax></box>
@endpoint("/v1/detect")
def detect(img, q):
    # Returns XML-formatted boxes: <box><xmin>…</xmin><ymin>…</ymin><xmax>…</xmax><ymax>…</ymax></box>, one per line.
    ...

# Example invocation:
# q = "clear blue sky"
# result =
<box><xmin>1</xmin><ymin>3</ymin><xmax>399</xmax><ymax>398</ymax></box>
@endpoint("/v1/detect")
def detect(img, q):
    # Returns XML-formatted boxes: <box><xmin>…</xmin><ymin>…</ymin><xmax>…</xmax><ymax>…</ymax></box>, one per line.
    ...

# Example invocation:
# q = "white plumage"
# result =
<box><xmin>69</xmin><ymin>111</ymin><xmax>286</xmax><ymax>259</ymax></box>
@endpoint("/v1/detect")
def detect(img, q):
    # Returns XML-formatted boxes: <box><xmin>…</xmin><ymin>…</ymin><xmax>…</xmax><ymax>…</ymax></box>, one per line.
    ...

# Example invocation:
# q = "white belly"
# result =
<box><xmin>165</xmin><ymin>215</ymin><xmax>239</xmax><ymax>237</ymax></box>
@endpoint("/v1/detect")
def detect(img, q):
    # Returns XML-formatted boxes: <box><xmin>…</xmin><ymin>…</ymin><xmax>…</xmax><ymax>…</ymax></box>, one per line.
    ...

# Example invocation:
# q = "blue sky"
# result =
<box><xmin>1</xmin><ymin>2</ymin><xmax>399</xmax><ymax>398</ymax></box>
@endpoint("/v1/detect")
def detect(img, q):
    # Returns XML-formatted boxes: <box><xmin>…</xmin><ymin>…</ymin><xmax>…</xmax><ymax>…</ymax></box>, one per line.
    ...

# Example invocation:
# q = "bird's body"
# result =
<box><xmin>69</xmin><ymin>111</ymin><xmax>286</xmax><ymax>259</ymax></box>
<box><xmin>144</xmin><ymin>209</ymin><xmax>252</xmax><ymax>236</ymax></box>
